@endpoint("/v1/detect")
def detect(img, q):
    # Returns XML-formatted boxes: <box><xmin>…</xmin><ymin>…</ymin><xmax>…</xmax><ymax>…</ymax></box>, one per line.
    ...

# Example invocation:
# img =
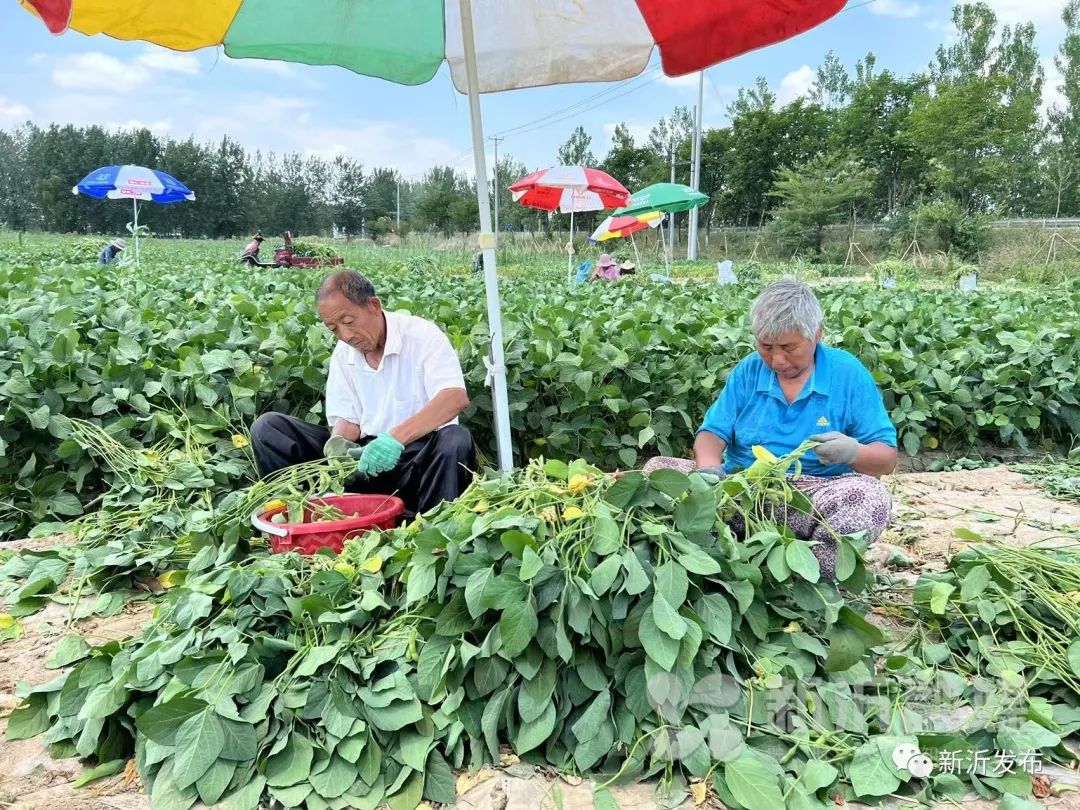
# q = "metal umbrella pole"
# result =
<box><xmin>460</xmin><ymin>0</ymin><xmax>513</xmax><ymax>473</ymax></box>
<box><xmin>132</xmin><ymin>198</ymin><xmax>141</xmax><ymax>267</ymax></box>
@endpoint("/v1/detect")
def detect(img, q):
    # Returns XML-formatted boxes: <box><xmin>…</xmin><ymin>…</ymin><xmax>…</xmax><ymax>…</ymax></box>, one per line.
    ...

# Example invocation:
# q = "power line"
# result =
<box><xmin>492</xmin><ymin>65</ymin><xmax>663</xmax><ymax>139</ymax></box>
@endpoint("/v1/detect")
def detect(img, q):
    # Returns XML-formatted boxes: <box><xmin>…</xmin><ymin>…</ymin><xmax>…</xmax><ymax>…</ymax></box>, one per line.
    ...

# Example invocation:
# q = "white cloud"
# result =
<box><xmin>982</xmin><ymin>0</ymin><xmax>1063</xmax><ymax>26</ymax></box>
<box><xmin>224</xmin><ymin>57</ymin><xmax>297</xmax><ymax>79</ymax></box>
<box><xmin>602</xmin><ymin>122</ymin><xmax>651</xmax><ymax>144</ymax></box>
<box><xmin>53</xmin><ymin>52</ymin><xmax>151</xmax><ymax>93</ymax></box>
<box><xmin>869</xmin><ymin>0</ymin><xmax>923</xmax><ymax>18</ymax></box>
<box><xmin>660</xmin><ymin>73</ymin><xmax>701</xmax><ymax>90</ymax></box>
<box><xmin>296</xmin><ymin>122</ymin><xmax>468</xmax><ymax>178</ymax></box>
<box><xmin>136</xmin><ymin>49</ymin><xmax>200</xmax><ymax>75</ymax></box>
<box><xmin>109</xmin><ymin>118</ymin><xmax>174</xmax><ymax>137</ymax></box>
<box><xmin>778</xmin><ymin>65</ymin><xmax>816</xmax><ymax>105</ymax></box>
<box><xmin>0</xmin><ymin>97</ymin><xmax>32</xmax><ymax>127</ymax></box>
<box><xmin>29</xmin><ymin>53</ymin><xmax>49</xmax><ymax>67</ymax></box>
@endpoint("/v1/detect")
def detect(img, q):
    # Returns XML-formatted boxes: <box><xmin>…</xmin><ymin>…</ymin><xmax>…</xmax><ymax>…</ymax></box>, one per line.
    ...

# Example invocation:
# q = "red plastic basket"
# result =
<box><xmin>250</xmin><ymin>494</ymin><xmax>405</xmax><ymax>555</ymax></box>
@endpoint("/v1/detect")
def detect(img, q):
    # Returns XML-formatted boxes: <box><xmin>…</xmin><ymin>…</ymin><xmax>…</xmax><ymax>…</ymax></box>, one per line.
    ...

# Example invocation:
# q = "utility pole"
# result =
<box><xmin>489</xmin><ymin>135</ymin><xmax>502</xmax><ymax>250</ymax></box>
<box><xmin>395</xmin><ymin>179</ymin><xmax>401</xmax><ymax>229</ymax></box>
<box><xmin>688</xmin><ymin>71</ymin><xmax>704</xmax><ymax>260</ymax></box>
<box><xmin>669</xmin><ymin>135</ymin><xmax>677</xmax><ymax>263</ymax></box>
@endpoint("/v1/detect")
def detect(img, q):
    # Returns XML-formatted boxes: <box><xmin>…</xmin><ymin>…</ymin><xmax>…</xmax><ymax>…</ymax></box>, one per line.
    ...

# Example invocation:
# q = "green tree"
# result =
<box><xmin>331</xmin><ymin>156</ymin><xmax>365</xmax><ymax>237</ymax></box>
<box><xmin>600</xmin><ymin>124</ymin><xmax>649</xmax><ymax>192</ymax></box>
<box><xmin>556</xmin><ymin>126</ymin><xmax>596</xmax><ymax>167</ymax></box>
<box><xmin>768</xmin><ymin>155</ymin><xmax>874</xmax><ymax>258</ymax></box>
<box><xmin>811</xmin><ymin>51</ymin><xmax>852</xmax><ymax>109</ymax></box>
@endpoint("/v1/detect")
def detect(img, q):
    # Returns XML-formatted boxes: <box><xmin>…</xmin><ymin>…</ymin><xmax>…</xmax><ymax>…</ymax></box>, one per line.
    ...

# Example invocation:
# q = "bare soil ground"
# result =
<box><xmin>2</xmin><ymin>468</ymin><xmax>1079</xmax><ymax>809</ymax></box>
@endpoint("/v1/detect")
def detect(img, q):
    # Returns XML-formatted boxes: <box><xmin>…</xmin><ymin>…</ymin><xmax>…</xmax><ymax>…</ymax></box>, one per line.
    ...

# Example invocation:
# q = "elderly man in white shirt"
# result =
<box><xmin>250</xmin><ymin>270</ymin><xmax>475</xmax><ymax>518</ymax></box>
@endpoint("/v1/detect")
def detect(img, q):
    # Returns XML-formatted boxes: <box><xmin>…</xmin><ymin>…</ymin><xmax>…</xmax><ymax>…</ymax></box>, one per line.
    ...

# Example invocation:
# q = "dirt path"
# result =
<box><xmin>2</xmin><ymin>469</ymin><xmax>1079</xmax><ymax>809</ymax></box>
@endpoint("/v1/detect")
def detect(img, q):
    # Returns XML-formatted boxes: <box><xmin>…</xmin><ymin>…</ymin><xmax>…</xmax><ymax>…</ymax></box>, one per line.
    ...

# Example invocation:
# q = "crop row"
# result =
<box><xmin>1</xmin><ymin>255</ymin><xmax>1078</xmax><ymax>537</ymax></box>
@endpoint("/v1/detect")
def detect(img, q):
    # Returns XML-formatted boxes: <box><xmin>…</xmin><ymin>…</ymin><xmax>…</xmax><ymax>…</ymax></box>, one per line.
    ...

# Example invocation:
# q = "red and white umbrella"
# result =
<box><xmin>510</xmin><ymin>166</ymin><xmax>630</xmax><ymax>280</ymax></box>
<box><xmin>510</xmin><ymin>166</ymin><xmax>629</xmax><ymax>212</ymax></box>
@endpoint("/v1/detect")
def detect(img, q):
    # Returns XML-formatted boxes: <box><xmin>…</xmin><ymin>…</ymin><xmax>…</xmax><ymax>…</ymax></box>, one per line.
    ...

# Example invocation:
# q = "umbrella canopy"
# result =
<box><xmin>510</xmin><ymin>166</ymin><xmax>629</xmax><ymax>213</ymax></box>
<box><xmin>73</xmin><ymin>165</ymin><xmax>195</xmax><ymax>203</ymax></box>
<box><xmin>22</xmin><ymin>0</ymin><xmax>845</xmax><ymax>94</ymax></box>
<box><xmin>614</xmin><ymin>183</ymin><xmax>708</xmax><ymax>217</ymax></box>
<box><xmin>589</xmin><ymin>211</ymin><xmax>663</xmax><ymax>242</ymax></box>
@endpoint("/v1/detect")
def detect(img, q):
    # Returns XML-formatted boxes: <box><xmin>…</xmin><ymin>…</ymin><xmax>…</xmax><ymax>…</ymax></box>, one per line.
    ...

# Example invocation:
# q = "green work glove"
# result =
<box><xmin>810</xmin><ymin>431</ymin><xmax>860</xmax><ymax>466</ymax></box>
<box><xmin>356</xmin><ymin>433</ymin><xmax>405</xmax><ymax>477</ymax></box>
<box><xmin>322</xmin><ymin>435</ymin><xmax>359</xmax><ymax>458</ymax></box>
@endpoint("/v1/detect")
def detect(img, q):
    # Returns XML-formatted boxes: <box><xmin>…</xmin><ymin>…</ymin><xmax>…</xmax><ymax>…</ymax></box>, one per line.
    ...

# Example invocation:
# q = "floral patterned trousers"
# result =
<box><xmin>641</xmin><ymin>457</ymin><xmax>892</xmax><ymax>579</ymax></box>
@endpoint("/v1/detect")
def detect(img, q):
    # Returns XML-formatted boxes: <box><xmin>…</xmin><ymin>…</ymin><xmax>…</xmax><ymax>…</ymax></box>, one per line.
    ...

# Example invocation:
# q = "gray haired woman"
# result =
<box><xmin>644</xmin><ymin>278</ymin><xmax>897</xmax><ymax>578</ymax></box>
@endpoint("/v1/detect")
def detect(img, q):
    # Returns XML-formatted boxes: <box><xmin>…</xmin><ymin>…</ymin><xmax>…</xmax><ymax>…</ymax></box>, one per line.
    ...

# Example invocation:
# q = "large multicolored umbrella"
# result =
<box><xmin>21</xmin><ymin>0</ymin><xmax>846</xmax><ymax>473</ymax></box>
<box><xmin>22</xmin><ymin>1</ymin><xmax>845</xmax><ymax>93</ymax></box>
<box><xmin>510</xmin><ymin>166</ymin><xmax>629</xmax><ymax>281</ymax></box>
<box><xmin>73</xmin><ymin>165</ymin><xmax>195</xmax><ymax>267</ymax></box>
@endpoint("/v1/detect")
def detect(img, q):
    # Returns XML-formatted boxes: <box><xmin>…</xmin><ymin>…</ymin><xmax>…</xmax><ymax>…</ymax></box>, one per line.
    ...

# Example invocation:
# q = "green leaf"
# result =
<box><xmin>651</xmin><ymin>593</ymin><xmax>687</xmax><ymax>641</ymax></box>
<box><xmin>416</xmin><ymin>635</ymin><xmax>452</xmax><ymax>702</ymax></box>
<box><xmin>398</xmin><ymin>730</ymin><xmax>433</xmax><ymax>771</ymax></box>
<box><xmin>367</xmin><ymin>699</ymin><xmax>424</xmax><ymax>731</ymax></box>
<box><xmin>423</xmin><ymin>750</ymin><xmax>456</xmax><ymax>805</ymax></box>
<box><xmin>72</xmin><ymin>758</ymin><xmax>124</xmax><ymax>788</ymax></box>
<box><xmin>79</xmin><ymin>679</ymin><xmax>128</xmax><ymax>720</ymax></box>
<box><xmin>172</xmin><ymin>591</ymin><xmax>213</xmax><ymax>629</ymax></box>
<box><xmin>387</xmin><ymin>769</ymin><xmax>424</xmax><ymax>810</ymax></box>
<box><xmin>464</xmin><ymin>567</ymin><xmax>493</xmax><ymax>618</ymax></box>
<box><xmin>675</xmin><ymin>490</ymin><xmax>716</xmax><ymax>535</ymax></box>
<box><xmin>848</xmin><ymin>740</ymin><xmax>900</xmax><ymax>798</ymax></box>
<box><xmin>296</xmin><ymin>644</ymin><xmax>341</xmax><ymax>677</ymax></box>
<box><xmin>724</xmin><ymin>753</ymin><xmax>784</xmax><ymax>810</ymax></box>
<box><xmin>678</xmin><ymin>549</ymin><xmax>722</xmax><ymax>576</ymax></box>
<box><xmin>515</xmin><ymin>700</ymin><xmax>557</xmax><ymax>754</ymax></box>
<box><xmin>265</xmin><ymin>733</ymin><xmax>314</xmax><ymax>788</ymax></box>
<box><xmin>589</xmin><ymin>555</ymin><xmax>622</xmax><ymax>596</ymax></box>
<box><xmin>639</xmin><ymin>608</ymin><xmax>679</xmax><ymax>670</ymax></box>
<box><xmin>482</xmin><ymin>688</ymin><xmax>511</xmax><ymax>762</ymax></box>
<box><xmin>195</xmin><ymin>758</ymin><xmax>236</xmax><ymax>804</ymax></box>
<box><xmin>591</xmin><ymin>505</ymin><xmax>622</xmax><ymax>555</ymax></box>
<box><xmin>571</xmin><ymin>689</ymin><xmax>611</xmax><ymax>743</ymax></box>
<box><xmin>406</xmin><ymin>560</ymin><xmax>436</xmax><ymax>604</ymax></box>
<box><xmin>960</xmin><ymin>565</ymin><xmax>991</xmax><ymax>601</ymax></box>
<box><xmin>621</xmin><ymin>549</ymin><xmax>649</xmax><ymax>595</ymax></box>
<box><xmin>500</xmin><ymin>529</ymin><xmax>537</xmax><ymax>559</ymax></box>
<box><xmin>654</xmin><ymin>561</ymin><xmax>689</xmax><ymax>607</ymax></box>
<box><xmin>999</xmin><ymin>796</ymin><xmax>1047</xmax><ymax>810</ymax></box>
<box><xmin>835</xmin><ymin>540</ymin><xmax>857</xmax><ymax>581</ymax></box>
<box><xmin>766</xmin><ymin>545</ymin><xmax>790</xmax><ymax>581</ymax></box>
<box><xmin>696</xmin><ymin>594</ymin><xmax>733</xmax><ymax>645</ymax></box>
<box><xmin>136</xmin><ymin>696</ymin><xmax>208</xmax><ymax>745</ymax></box>
<box><xmin>500</xmin><ymin>598</ymin><xmax>538</xmax><ymax>658</ymax></box>
<box><xmin>785</xmin><ymin>542</ymin><xmax>821</xmax><ymax>583</ymax></box>
<box><xmin>519</xmin><ymin>546</ymin><xmax>544</xmax><ymax>581</ymax></box>
<box><xmin>219</xmin><ymin>717</ymin><xmax>257</xmax><ymax>761</ymax></box>
<box><xmin>1068</xmin><ymin>640</ymin><xmax>1080</xmax><ymax>680</ymax></box>
<box><xmin>800</xmin><ymin>760</ymin><xmax>839</xmax><ymax>793</ymax></box>
<box><xmin>310</xmin><ymin>753</ymin><xmax>355</xmax><ymax>799</ymax></box>
<box><xmin>435</xmin><ymin>591</ymin><xmax>474</xmax><ymax>636</ymax></box>
<box><xmin>219</xmin><ymin>775</ymin><xmax>266</xmax><ymax>810</ymax></box>
<box><xmin>47</xmin><ymin>635</ymin><xmax>91</xmax><ymax>669</ymax></box>
<box><xmin>173</xmin><ymin>709</ymin><xmax>225</xmax><ymax>789</ymax></box>
<box><xmin>930</xmin><ymin>582</ymin><xmax>955</xmax><ymax>615</ymax></box>
<box><xmin>6</xmin><ymin>694</ymin><xmax>50</xmax><ymax>740</ymax></box>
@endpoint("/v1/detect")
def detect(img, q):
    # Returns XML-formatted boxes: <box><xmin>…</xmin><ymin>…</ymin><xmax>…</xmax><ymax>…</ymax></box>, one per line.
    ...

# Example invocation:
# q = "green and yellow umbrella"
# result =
<box><xmin>21</xmin><ymin>0</ymin><xmax>846</xmax><ymax>471</ymax></box>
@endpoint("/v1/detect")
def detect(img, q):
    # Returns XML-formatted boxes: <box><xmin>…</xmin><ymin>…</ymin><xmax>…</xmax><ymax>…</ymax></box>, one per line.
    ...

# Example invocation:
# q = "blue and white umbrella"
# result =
<box><xmin>73</xmin><ymin>165</ymin><xmax>195</xmax><ymax>266</ymax></box>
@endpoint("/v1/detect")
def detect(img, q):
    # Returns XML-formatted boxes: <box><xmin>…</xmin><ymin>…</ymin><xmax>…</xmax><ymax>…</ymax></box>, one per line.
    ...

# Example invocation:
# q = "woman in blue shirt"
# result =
<box><xmin>644</xmin><ymin>278</ymin><xmax>897</xmax><ymax>578</ymax></box>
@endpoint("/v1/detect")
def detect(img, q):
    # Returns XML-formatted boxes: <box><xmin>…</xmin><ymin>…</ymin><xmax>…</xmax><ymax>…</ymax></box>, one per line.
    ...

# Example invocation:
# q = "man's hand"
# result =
<box><xmin>356</xmin><ymin>433</ymin><xmax>405</xmax><ymax>477</ymax></box>
<box><xmin>810</xmin><ymin>432</ymin><xmax>860</xmax><ymax>466</ymax></box>
<box><xmin>323</xmin><ymin>435</ymin><xmax>359</xmax><ymax>458</ymax></box>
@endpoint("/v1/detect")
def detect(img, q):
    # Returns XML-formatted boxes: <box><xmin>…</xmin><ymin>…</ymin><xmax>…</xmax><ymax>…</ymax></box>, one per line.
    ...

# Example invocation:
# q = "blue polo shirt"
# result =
<box><xmin>698</xmin><ymin>344</ymin><xmax>896</xmax><ymax>477</ymax></box>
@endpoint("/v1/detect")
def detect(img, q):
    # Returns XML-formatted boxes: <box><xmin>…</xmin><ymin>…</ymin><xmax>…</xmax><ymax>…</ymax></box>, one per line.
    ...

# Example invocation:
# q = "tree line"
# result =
<box><xmin>0</xmin><ymin>2</ymin><xmax>1076</xmax><ymax>251</ymax></box>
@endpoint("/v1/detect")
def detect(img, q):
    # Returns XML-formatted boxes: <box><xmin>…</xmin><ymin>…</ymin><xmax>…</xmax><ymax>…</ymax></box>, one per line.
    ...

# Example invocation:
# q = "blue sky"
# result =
<box><xmin>0</xmin><ymin>0</ymin><xmax>1067</xmax><ymax>182</ymax></box>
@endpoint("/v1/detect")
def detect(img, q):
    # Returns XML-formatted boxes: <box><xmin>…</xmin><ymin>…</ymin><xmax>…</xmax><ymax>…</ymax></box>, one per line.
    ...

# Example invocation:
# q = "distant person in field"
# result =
<box><xmin>240</xmin><ymin>234</ymin><xmax>272</xmax><ymax>267</ymax></box>
<box><xmin>590</xmin><ymin>253</ymin><xmax>621</xmax><ymax>282</ymax></box>
<box><xmin>642</xmin><ymin>278</ymin><xmax>897</xmax><ymax>578</ymax></box>
<box><xmin>250</xmin><ymin>269</ymin><xmax>476</xmax><ymax>519</ymax></box>
<box><xmin>98</xmin><ymin>238</ymin><xmax>125</xmax><ymax>265</ymax></box>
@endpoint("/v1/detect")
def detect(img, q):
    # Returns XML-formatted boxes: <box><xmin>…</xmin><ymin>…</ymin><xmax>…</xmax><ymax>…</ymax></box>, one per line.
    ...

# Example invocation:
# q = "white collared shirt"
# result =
<box><xmin>325</xmin><ymin>311</ymin><xmax>466</xmax><ymax>437</ymax></box>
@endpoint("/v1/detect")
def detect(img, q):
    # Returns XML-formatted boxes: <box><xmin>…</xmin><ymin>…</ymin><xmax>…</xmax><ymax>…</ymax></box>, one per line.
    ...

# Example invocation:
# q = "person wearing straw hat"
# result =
<box><xmin>618</xmin><ymin>258</ymin><xmax>636</xmax><ymax>275</ymax></box>
<box><xmin>590</xmin><ymin>253</ymin><xmax>621</xmax><ymax>282</ymax></box>
<box><xmin>98</xmin><ymin>238</ymin><xmax>125</xmax><ymax>266</ymax></box>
